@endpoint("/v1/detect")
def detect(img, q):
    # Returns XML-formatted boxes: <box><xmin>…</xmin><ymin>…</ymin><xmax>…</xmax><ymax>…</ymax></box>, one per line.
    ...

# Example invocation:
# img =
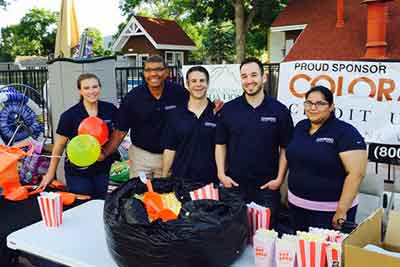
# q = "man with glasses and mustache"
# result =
<box><xmin>215</xmin><ymin>58</ymin><xmax>294</xmax><ymax>227</ymax></box>
<box><xmin>99</xmin><ymin>55</ymin><xmax>188</xmax><ymax>178</ymax></box>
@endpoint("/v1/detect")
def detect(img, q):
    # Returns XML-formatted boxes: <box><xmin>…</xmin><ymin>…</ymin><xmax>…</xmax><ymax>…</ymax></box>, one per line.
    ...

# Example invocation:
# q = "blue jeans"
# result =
<box><xmin>289</xmin><ymin>203</ymin><xmax>357</xmax><ymax>231</ymax></box>
<box><xmin>65</xmin><ymin>172</ymin><xmax>109</xmax><ymax>199</ymax></box>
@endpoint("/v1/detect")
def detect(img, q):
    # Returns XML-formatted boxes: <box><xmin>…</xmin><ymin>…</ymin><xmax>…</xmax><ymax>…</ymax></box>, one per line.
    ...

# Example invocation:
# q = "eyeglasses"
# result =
<box><xmin>304</xmin><ymin>100</ymin><xmax>330</xmax><ymax>109</ymax></box>
<box><xmin>144</xmin><ymin>67</ymin><xmax>166</xmax><ymax>73</ymax></box>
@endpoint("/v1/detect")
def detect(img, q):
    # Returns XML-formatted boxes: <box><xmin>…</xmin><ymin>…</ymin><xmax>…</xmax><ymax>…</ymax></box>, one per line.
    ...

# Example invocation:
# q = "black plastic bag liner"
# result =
<box><xmin>104</xmin><ymin>178</ymin><xmax>249</xmax><ymax>267</ymax></box>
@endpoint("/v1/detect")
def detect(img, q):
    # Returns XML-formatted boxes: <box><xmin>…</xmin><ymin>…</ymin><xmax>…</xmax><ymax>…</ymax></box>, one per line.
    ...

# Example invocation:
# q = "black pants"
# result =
<box><xmin>288</xmin><ymin>203</ymin><xmax>357</xmax><ymax>231</ymax></box>
<box><xmin>229</xmin><ymin>183</ymin><xmax>281</xmax><ymax>228</ymax></box>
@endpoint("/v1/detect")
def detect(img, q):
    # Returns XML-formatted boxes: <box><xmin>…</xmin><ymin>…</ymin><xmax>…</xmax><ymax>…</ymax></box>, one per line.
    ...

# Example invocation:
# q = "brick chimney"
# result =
<box><xmin>362</xmin><ymin>0</ymin><xmax>393</xmax><ymax>59</ymax></box>
<box><xmin>336</xmin><ymin>0</ymin><xmax>345</xmax><ymax>28</ymax></box>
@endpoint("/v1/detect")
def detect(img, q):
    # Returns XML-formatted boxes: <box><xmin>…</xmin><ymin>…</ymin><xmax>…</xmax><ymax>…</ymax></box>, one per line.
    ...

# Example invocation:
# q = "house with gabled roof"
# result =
<box><xmin>268</xmin><ymin>0</ymin><xmax>399</xmax><ymax>63</ymax></box>
<box><xmin>112</xmin><ymin>16</ymin><xmax>196</xmax><ymax>67</ymax></box>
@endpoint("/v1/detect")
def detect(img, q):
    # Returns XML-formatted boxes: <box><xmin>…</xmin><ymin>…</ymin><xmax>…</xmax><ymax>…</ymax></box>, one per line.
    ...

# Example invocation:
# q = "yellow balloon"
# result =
<box><xmin>67</xmin><ymin>134</ymin><xmax>101</xmax><ymax>167</ymax></box>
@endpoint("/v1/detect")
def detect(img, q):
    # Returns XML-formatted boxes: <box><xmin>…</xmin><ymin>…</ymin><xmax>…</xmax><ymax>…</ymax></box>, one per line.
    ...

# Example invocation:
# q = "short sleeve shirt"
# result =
<box><xmin>56</xmin><ymin>100</ymin><xmax>119</xmax><ymax>176</ymax></box>
<box><xmin>215</xmin><ymin>95</ymin><xmax>294</xmax><ymax>185</ymax></box>
<box><xmin>286</xmin><ymin>114</ymin><xmax>366</xmax><ymax>201</ymax></box>
<box><xmin>162</xmin><ymin>101</ymin><xmax>217</xmax><ymax>184</ymax></box>
<box><xmin>115</xmin><ymin>81</ymin><xmax>189</xmax><ymax>154</ymax></box>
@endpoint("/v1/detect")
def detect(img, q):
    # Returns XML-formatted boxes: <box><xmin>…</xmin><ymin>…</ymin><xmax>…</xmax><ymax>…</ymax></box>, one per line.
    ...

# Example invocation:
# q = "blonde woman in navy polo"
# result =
<box><xmin>39</xmin><ymin>73</ymin><xmax>119</xmax><ymax>199</ymax></box>
<box><xmin>286</xmin><ymin>86</ymin><xmax>367</xmax><ymax>230</ymax></box>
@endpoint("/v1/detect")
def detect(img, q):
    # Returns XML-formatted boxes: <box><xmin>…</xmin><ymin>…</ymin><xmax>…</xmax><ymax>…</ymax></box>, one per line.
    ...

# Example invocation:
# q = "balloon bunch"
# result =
<box><xmin>66</xmin><ymin>117</ymin><xmax>109</xmax><ymax>167</ymax></box>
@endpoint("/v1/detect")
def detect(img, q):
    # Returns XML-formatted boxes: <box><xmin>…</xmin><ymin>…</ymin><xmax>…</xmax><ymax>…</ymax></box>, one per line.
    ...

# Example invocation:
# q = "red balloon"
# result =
<box><xmin>78</xmin><ymin>116</ymin><xmax>109</xmax><ymax>145</ymax></box>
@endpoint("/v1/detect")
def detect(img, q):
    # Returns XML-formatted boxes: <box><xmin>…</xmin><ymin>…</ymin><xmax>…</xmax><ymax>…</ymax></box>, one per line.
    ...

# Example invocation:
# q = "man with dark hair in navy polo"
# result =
<box><xmin>162</xmin><ymin>66</ymin><xmax>217</xmax><ymax>184</ymax></box>
<box><xmin>99</xmin><ymin>55</ymin><xmax>188</xmax><ymax>178</ymax></box>
<box><xmin>215</xmin><ymin>58</ymin><xmax>294</xmax><ymax>227</ymax></box>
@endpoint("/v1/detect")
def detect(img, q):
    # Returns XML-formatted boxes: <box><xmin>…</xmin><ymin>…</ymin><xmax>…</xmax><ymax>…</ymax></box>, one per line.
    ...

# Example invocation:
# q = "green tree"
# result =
<box><xmin>183</xmin><ymin>0</ymin><xmax>287</xmax><ymax>62</ymax></box>
<box><xmin>84</xmin><ymin>28</ymin><xmax>106</xmax><ymax>56</ymax></box>
<box><xmin>0</xmin><ymin>0</ymin><xmax>8</xmax><ymax>8</ymax></box>
<box><xmin>203</xmin><ymin>21</ymin><xmax>235</xmax><ymax>63</ymax></box>
<box><xmin>0</xmin><ymin>8</ymin><xmax>57</xmax><ymax>60</ymax></box>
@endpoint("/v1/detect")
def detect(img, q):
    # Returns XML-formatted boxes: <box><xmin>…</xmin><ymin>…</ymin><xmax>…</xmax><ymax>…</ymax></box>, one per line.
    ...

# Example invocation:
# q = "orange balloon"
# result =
<box><xmin>78</xmin><ymin>116</ymin><xmax>109</xmax><ymax>145</ymax></box>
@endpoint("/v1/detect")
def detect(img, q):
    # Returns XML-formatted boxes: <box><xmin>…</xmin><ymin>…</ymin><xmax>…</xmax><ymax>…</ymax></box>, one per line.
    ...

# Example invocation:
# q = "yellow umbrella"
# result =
<box><xmin>54</xmin><ymin>0</ymin><xmax>80</xmax><ymax>58</ymax></box>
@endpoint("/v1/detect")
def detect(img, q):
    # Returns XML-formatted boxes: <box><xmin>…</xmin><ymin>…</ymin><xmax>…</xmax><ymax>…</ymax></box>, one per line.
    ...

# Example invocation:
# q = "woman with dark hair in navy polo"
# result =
<box><xmin>38</xmin><ymin>73</ymin><xmax>119</xmax><ymax>199</ymax></box>
<box><xmin>286</xmin><ymin>86</ymin><xmax>368</xmax><ymax>230</ymax></box>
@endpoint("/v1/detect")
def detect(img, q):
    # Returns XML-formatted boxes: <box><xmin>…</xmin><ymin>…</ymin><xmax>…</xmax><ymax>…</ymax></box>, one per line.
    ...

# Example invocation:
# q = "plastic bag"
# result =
<box><xmin>109</xmin><ymin>160</ymin><xmax>130</xmax><ymax>183</ymax></box>
<box><xmin>104</xmin><ymin>178</ymin><xmax>248</xmax><ymax>267</ymax></box>
<box><xmin>19</xmin><ymin>152</ymin><xmax>49</xmax><ymax>185</ymax></box>
<box><xmin>0</xmin><ymin>142</ymin><xmax>33</xmax><ymax>195</ymax></box>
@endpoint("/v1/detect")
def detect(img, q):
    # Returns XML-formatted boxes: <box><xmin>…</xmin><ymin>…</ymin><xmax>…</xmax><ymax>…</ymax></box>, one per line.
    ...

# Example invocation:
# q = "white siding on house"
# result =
<box><xmin>269</xmin><ymin>31</ymin><xmax>285</xmax><ymax>63</ymax></box>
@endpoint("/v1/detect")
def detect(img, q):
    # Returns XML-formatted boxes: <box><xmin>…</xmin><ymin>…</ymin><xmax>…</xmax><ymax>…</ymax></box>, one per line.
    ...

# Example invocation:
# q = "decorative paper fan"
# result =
<box><xmin>0</xmin><ymin>84</ymin><xmax>45</xmax><ymax>145</ymax></box>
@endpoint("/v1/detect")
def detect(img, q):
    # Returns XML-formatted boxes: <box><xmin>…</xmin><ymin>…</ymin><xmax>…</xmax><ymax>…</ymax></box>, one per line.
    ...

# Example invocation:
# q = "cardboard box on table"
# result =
<box><xmin>343</xmin><ymin>208</ymin><xmax>400</xmax><ymax>267</ymax></box>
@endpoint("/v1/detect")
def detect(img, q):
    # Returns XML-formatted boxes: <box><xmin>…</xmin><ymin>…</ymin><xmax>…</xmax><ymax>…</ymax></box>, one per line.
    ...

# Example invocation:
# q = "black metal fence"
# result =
<box><xmin>115</xmin><ymin>64</ymin><xmax>281</xmax><ymax>101</ymax></box>
<box><xmin>263</xmin><ymin>63</ymin><xmax>280</xmax><ymax>98</ymax></box>
<box><xmin>0</xmin><ymin>69</ymin><xmax>48</xmax><ymax>104</ymax></box>
<box><xmin>115</xmin><ymin>66</ymin><xmax>181</xmax><ymax>102</ymax></box>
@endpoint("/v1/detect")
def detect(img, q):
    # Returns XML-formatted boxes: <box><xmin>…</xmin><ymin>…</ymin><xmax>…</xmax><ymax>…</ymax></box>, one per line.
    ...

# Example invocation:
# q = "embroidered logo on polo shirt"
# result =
<box><xmin>260</xmin><ymin>116</ymin><xmax>277</xmax><ymax>123</ymax></box>
<box><xmin>316</xmin><ymin>137</ymin><xmax>334</xmax><ymax>144</ymax></box>
<box><xmin>164</xmin><ymin>105</ymin><xmax>176</xmax><ymax>110</ymax></box>
<box><xmin>204</xmin><ymin>122</ymin><xmax>216</xmax><ymax>127</ymax></box>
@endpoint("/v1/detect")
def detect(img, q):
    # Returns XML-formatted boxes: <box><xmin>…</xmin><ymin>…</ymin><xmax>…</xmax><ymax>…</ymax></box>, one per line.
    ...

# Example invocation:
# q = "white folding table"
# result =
<box><xmin>7</xmin><ymin>200</ymin><xmax>255</xmax><ymax>267</ymax></box>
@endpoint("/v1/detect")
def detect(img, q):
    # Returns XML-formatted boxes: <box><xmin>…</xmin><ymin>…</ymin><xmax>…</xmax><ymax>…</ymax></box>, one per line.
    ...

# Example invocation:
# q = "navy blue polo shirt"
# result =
<box><xmin>56</xmin><ymin>100</ymin><xmax>120</xmax><ymax>176</ymax></box>
<box><xmin>162</xmin><ymin>100</ymin><xmax>217</xmax><ymax>183</ymax></box>
<box><xmin>116</xmin><ymin>81</ymin><xmax>188</xmax><ymax>154</ymax></box>
<box><xmin>286</xmin><ymin>114</ymin><xmax>366</xmax><ymax>202</ymax></box>
<box><xmin>215</xmin><ymin>95</ymin><xmax>294</xmax><ymax>186</ymax></box>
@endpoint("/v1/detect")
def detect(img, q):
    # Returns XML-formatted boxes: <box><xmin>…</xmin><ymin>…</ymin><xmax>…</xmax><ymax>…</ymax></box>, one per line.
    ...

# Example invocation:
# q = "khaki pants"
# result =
<box><xmin>128</xmin><ymin>144</ymin><xmax>163</xmax><ymax>178</ymax></box>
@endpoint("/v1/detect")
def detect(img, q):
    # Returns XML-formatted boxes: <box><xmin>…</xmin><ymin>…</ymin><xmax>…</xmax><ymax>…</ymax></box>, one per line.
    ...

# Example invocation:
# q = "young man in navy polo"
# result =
<box><xmin>161</xmin><ymin>66</ymin><xmax>217</xmax><ymax>184</ymax></box>
<box><xmin>99</xmin><ymin>55</ymin><xmax>188</xmax><ymax>178</ymax></box>
<box><xmin>215</xmin><ymin>58</ymin><xmax>294</xmax><ymax>227</ymax></box>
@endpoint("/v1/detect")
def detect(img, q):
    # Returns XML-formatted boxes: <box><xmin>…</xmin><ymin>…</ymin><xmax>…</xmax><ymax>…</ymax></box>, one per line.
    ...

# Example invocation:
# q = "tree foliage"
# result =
<box><xmin>119</xmin><ymin>0</ymin><xmax>287</xmax><ymax>63</ymax></box>
<box><xmin>0</xmin><ymin>0</ymin><xmax>8</xmax><ymax>8</ymax></box>
<box><xmin>84</xmin><ymin>27</ymin><xmax>106</xmax><ymax>56</ymax></box>
<box><xmin>0</xmin><ymin>8</ymin><xmax>57</xmax><ymax>60</ymax></box>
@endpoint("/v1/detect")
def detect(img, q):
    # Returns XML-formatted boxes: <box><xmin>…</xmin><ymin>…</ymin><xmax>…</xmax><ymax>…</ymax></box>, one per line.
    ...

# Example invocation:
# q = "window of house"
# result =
<box><xmin>139</xmin><ymin>54</ymin><xmax>148</xmax><ymax>66</ymax></box>
<box><xmin>166</xmin><ymin>52</ymin><xmax>174</xmax><ymax>65</ymax></box>
<box><xmin>127</xmin><ymin>55</ymin><xmax>137</xmax><ymax>66</ymax></box>
<box><xmin>285</xmin><ymin>39</ymin><xmax>294</xmax><ymax>56</ymax></box>
<box><xmin>165</xmin><ymin>51</ymin><xmax>184</xmax><ymax>66</ymax></box>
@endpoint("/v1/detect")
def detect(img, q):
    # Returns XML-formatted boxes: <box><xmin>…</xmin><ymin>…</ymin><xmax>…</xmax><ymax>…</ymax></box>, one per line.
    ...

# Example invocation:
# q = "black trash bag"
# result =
<box><xmin>121</xmin><ymin>198</ymin><xmax>149</xmax><ymax>225</ymax></box>
<box><xmin>104</xmin><ymin>177</ymin><xmax>248</xmax><ymax>267</ymax></box>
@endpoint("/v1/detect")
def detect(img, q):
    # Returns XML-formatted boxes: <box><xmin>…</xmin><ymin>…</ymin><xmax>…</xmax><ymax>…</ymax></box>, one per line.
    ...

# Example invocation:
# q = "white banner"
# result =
<box><xmin>277</xmin><ymin>60</ymin><xmax>400</xmax><ymax>143</ymax></box>
<box><xmin>182</xmin><ymin>64</ymin><xmax>242</xmax><ymax>102</ymax></box>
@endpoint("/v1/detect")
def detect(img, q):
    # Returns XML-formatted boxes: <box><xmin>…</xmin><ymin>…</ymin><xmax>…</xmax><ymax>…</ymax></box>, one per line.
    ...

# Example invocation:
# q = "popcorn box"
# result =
<box><xmin>247</xmin><ymin>202</ymin><xmax>271</xmax><ymax>243</ymax></box>
<box><xmin>189</xmin><ymin>183</ymin><xmax>219</xmax><ymax>201</ymax></box>
<box><xmin>276</xmin><ymin>238</ymin><xmax>297</xmax><ymax>267</ymax></box>
<box><xmin>37</xmin><ymin>192</ymin><xmax>63</xmax><ymax>228</ymax></box>
<box><xmin>254</xmin><ymin>230</ymin><xmax>277</xmax><ymax>267</ymax></box>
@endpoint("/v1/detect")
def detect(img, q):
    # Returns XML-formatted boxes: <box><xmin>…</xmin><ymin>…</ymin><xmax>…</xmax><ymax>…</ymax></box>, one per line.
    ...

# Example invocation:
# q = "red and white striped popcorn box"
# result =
<box><xmin>325</xmin><ymin>243</ymin><xmax>341</xmax><ymax>267</ymax></box>
<box><xmin>296</xmin><ymin>238</ymin><xmax>328</xmax><ymax>267</ymax></box>
<box><xmin>247</xmin><ymin>202</ymin><xmax>271</xmax><ymax>243</ymax></box>
<box><xmin>331</xmin><ymin>233</ymin><xmax>347</xmax><ymax>244</ymax></box>
<box><xmin>297</xmin><ymin>231</ymin><xmax>328</xmax><ymax>267</ymax></box>
<box><xmin>254</xmin><ymin>229</ymin><xmax>278</xmax><ymax>267</ymax></box>
<box><xmin>308</xmin><ymin>227</ymin><xmax>347</xmax><ymax>244</ymax></box>
<box><xmin>37</xmin><ymin>192</ymin><xmax>63</xmax><ymax>228</ymax></box>
<box><xmin>189</xmin><ymin>183</ymin><xmax>219</xmax><ymax>201</ymax></box>
<box><xmin>276</xmin><ymin>238</ymin><xmax>298</xmax><ymax>267</ymax></box>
